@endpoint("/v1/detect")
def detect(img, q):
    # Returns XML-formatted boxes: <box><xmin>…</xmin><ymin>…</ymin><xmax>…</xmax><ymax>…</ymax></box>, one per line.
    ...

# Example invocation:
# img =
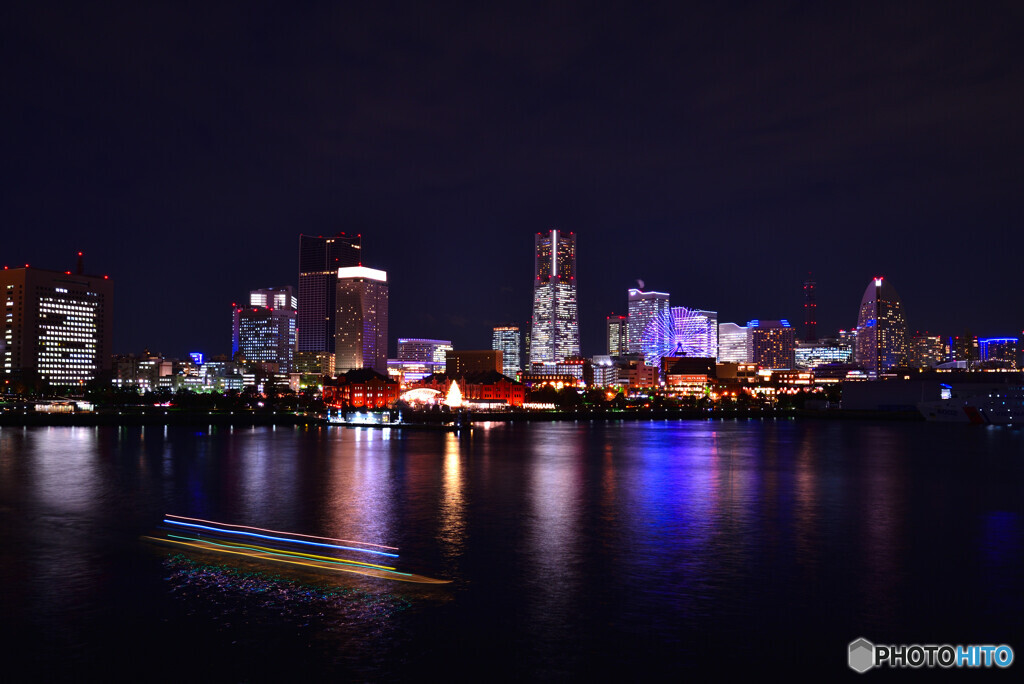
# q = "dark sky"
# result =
<box><xmin>3</xmin><ymin>1</ymin><xmax>1022</xmax><ymax>358</ymax></box>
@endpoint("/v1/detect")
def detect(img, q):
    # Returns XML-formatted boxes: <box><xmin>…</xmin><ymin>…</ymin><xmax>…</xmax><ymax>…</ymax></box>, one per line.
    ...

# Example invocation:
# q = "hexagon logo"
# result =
<box><xmin>849</xmin><ymin>638</ymin><xmax>875</xmax><ymax>673</ymax></box>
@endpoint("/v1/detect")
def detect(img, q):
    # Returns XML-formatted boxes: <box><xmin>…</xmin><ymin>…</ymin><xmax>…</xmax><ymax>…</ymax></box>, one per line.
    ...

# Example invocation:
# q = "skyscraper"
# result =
<box><xmin>1</xmin><ymin>264</ymin><xmax>113</xmax><ymax>387</ymax></box>
<box><xmin>492</xmin><ymin>326</ymin><xmax>521</xmax><ymax>379</ymax></box>
<box><xmin>606</xmin><ymin>314</ymin><xmax>628</xmax><ymax>356</ymax></box>
<box><xmin>747</xmin><ymin>320</ymin><xmax>796</xmax><ymax>369</ymax></box>
<box><xmin>803</xmin><ymin>274</ymin><xmax>817</xmax><ymax>342</ymax></box>
<box><xmin>232</xmin><ymin>286</ymin><xmax>297</xmax><ymax>373</ymax></box>
<box><xmin>854</xmin><ymin>276</ymin><xmax>907</xmax><ymax>376</ymax></box>
<box><xmin>335</xmin><ymin>266</ymin><xmax>388</xmax><ymax>375</ymax></box>
<box><xmin>530</xmin><ymin>230</ymin><xmax>579</xmax><ymax>363</ymax></box>
<box><xmin>718</xmin><ymin>322</ymin><xmax>749</xmax><ymax>362</ymax></box>
<box><xmin>627</xmin><ymin>289</ymin><xmax>670</xmax><ymax>356</ymax></box>
<box><xmin>298</xmin><ymin>233</ymin><xmax>361</xmax><ymax>354</ymax></box>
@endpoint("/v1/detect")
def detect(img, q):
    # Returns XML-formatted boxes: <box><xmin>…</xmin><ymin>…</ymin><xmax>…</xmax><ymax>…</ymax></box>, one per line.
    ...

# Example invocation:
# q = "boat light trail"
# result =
<box><xmin>146</xmin><ymin>536</ymin><xmax>421</xmax><ymax>581</ymax></box>
<box><xmin>163</xmin><ymin>519</ymin><xmax>399</xmax><ymax>558</ymax></box>
<box><xmin>165</xmin><ymin>514</ymin><xmax>398</xmax><ymax>550</ymax></box>
<box><xmin>166</xmin><ymin>534</ymin><xmax>399</xmax><ymax>571</ymax></box>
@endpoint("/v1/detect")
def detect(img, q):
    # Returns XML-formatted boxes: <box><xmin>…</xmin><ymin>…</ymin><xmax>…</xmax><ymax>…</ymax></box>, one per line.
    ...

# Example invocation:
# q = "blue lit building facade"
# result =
<box><xmin>979</xmin><ymin>337</ymin><xmax>1018</xmax><ymax>369</ymax></box>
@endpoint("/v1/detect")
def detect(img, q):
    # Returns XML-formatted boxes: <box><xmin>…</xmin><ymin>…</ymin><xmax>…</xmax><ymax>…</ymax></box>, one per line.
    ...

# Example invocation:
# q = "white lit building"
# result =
<box><xmin>397</xmin><ymin>338</ymin><xmax>452</xmax><ymax>363</ymax></box>
<box><xmin>530</xmin><ymin>230</ymin><xmax>579</xmax><ymax>363</ymax></box>
<box><xmin>718</xmin><ymin>322</ymin><xmax>748</xmax><ymax>362</ymax></box>
<box><xmin>492</xmin><ymin>326</ymin><xmax>521</xmax><ymax>379</ymax></box>
<box><xmin>1</xmin><ymin>265</ymin><xmax>113</xmax><ymax>387</ymax></box>
<box><xmin>335</xmin><ymin>266</ymin><xmax>389</xmax><ymax>375</ymax></box>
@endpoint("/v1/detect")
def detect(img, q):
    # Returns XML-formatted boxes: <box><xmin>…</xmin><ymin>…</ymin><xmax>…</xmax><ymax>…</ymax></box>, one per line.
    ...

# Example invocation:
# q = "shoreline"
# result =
<box><xmin>0</xmin><ymin>407</ymin><xmax>924</xmax><ymax>427</ymax></box>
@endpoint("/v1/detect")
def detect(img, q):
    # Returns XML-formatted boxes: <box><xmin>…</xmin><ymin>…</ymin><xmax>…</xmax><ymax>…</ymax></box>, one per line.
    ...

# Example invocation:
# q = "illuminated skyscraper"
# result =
<box><xmin>718</xmin><ymin>322</ymin><xmax>749</xmax><ymax>362</ymax></box>
<box><xmin>606</xmin><ymin>314</ymin><xmax>628</xmax><ymax>356</ymax></box>
<box><xmin>747</xmin><ymin>320</ymin><xmax>796</xmax><ymax>369</ymax></box>
<box><xmin>492</xmin><ymin>326</ymin><xmax>521</xmax><ymax>379</ymax></box>
<box><xmin>530</xmin><ymin>229</ymin><xmax>579</xmax><ymax>363</ymax></box>
<box><xmin>335</xmin><ymin>266</ymin><xmax>388</xmax><ymax>375</ymax></box>
<box><xmin>627</xmin><ymin>289</ymin><xmax>670</xmax><ymax>356</ymax></box>
<box><xmin>232</xmin><ymin>286</ymin><xmax>297</xmax><ymax>373</ymax></box>
<box><xmin>803</xmin><ymin>274</ymin><xmax>817</xmax><ymax>342</ymax></box>
<box><xmin>298</xmin><ymin>233</ymin><xmax>361</xmax><ymax>354</ymax></box>
<box><xmin>854</xmin><ymin>276</ymin><xmax>907</xmax><ymax>376</ymax></box>
<box><xmin>1</xmin><ymin>264</ymin><xmax>113</xmax><ymax>387</ymax></box>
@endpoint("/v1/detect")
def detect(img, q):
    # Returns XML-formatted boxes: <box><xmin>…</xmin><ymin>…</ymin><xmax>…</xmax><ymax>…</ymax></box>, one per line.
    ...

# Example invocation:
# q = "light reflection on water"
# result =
<box><xmin>1</xmin><ymin>420</ymin><xmax>1022</xmax><ymax>677</ymax></box>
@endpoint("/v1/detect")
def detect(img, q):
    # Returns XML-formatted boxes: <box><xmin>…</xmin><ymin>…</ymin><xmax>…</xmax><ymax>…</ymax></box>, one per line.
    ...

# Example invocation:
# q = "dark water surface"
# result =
<box><xmin>1</xmin><ymin>420</ymin><xmax>1022</xmax><ymax>679</ymax></box>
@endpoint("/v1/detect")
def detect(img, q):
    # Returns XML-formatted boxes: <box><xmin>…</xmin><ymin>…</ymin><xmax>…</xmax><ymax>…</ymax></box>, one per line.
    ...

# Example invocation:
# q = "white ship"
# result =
<box><xmin>918</xmin><ymin>383</ymin><xmax>1024</xmax><ymax>425</ymax></box>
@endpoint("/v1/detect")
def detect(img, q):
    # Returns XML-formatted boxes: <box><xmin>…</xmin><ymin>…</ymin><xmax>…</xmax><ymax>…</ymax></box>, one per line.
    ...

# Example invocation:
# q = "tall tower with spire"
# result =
<box><xmin>803</xmin><ymin>273</ymin><xmax>817</xmax><ymax>342</ymax></box>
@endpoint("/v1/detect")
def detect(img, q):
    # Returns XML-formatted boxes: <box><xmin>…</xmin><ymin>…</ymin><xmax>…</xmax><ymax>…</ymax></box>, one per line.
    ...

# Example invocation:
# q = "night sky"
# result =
<box><xmin>3</xmin><ymin>2</ymin><xmax>1022</xmax><ymax>358</ymax></box>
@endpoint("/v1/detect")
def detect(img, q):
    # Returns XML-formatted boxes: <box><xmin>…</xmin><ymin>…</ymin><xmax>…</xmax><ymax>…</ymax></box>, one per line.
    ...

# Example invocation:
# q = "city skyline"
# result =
<box><xmin>4</xmin><ymin>4</ymin><xmax>1023</xmax><ymax>358</ymax></box>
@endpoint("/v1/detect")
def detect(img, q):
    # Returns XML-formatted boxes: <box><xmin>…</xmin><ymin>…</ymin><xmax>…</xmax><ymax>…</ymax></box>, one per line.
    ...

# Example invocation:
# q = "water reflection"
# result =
<box><xmin>438</xmin><ymin>433</ymin><xmax>466</xmax><ymax>561</ymax></box>
<box><xmin>1</xmin><ymin>421</ymin><xmax>1021</xmax><ymax>678</ymax></box>
<box><xmin>526</xmin><ymin>424</ymin><xmax>584</xmax><ymax>652</ymax></box>
<box><xmin>323</xmin><ymin>428</ymin><xmax>396</xmax><ymax>551</ymax></box>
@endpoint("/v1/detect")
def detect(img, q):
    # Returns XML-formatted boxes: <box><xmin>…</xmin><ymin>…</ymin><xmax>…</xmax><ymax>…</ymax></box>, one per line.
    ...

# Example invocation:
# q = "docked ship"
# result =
<box><xmin>918</xmin><ymin>383</ymin><xmax>1024</xmax><ymax>425</ymax></box>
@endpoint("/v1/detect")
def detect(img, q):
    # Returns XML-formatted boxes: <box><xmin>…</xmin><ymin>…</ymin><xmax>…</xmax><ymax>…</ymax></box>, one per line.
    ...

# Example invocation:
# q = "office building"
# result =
<box><xmin>232</xmin><ymin>286</ymin><xmax>298</xmax><ymax>373</ymax></box>
<box><xmin>294</xmin><ymin>351</ymin><xmax>335</xmax><ymax>377</ymax></box>
<box><xmin>794</xmin><ymin>340</ymin><xmax>853</xmax><ymax>369</ymax></box>
<box><xmin>530</xmin><ymin>229</ymin><xmax>579</xmax><ymax>363</ymax></box>
<box><xmin>298</xmin><ymin>233</ymin><xmax>361</xmax><ymax>354</ymax></box>
<box><xmin>492</xmin><ymin>326</ymin><xmax>521</xmax><ymax>379</ymax></box>
<box><xmin>606</xmin><ymin>314</ymin><xmax>628</xmax><ymax>356</ymax></box>
<box><xmin>718</xmin><ymin>323</ymin><xmax>749</xmax><ymax>363</ymax></box>
<box><xmin>747</xmin><ymin>320</ymin><xmax>796</xmax><ymax>369</ymax></box>
<box><xmin>397</xmin><ymin>338</ymin><xmax>452</xmax><ymax>363</ymax></box>
<box><xmin>854</xmin><ymin>277</ymin><xmax>907</xmax><ymax>375</ymax></box>
<box><xmin>627</xmin><ymin>289</ymin><xmax>670</xmax><ymax>356</ymax></box>
<box><xmin>335</xmin><ymin>266</ymin><xmax>388</xmax><ymax>375</ymax></box>
<box><xmin>590</xmin><ymin>355</ymin><xmax>618</xmax><ymax>387</ymax></box>
<box><xmin>908</xmin><ymin>335</ymin><xmax>946</xmax><ymax>369</ymax></box>
<box><xmin>1</xmin><ymin>264</ymin><xmax>113</xmax><ymax>387</ymax></box>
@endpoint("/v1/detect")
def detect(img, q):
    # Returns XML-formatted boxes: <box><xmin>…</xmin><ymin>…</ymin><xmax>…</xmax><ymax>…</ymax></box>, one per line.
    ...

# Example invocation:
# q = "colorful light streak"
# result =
<box><xmin>165</xmin><ymin>514</ymin><xmax>398</xmax><ymax>549</ymax></box>
<box><xmin>166</xmin><ymin>534</ymin><xmax>400</xmax><ymax>572</ymax></box>
<box><xmin>147</xmin><ymin>536</ymin><xmax>450</xmax><ymax>584</ymax></box>
<box><xmin>163</xmin><ymin>519</ymin><xmax>399</xmax><ymax>558</ymax></box>
<box><xmin>151</xmin><ymin>515</ymin><xmax>450</xmax><ymax>584</ymax></box>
